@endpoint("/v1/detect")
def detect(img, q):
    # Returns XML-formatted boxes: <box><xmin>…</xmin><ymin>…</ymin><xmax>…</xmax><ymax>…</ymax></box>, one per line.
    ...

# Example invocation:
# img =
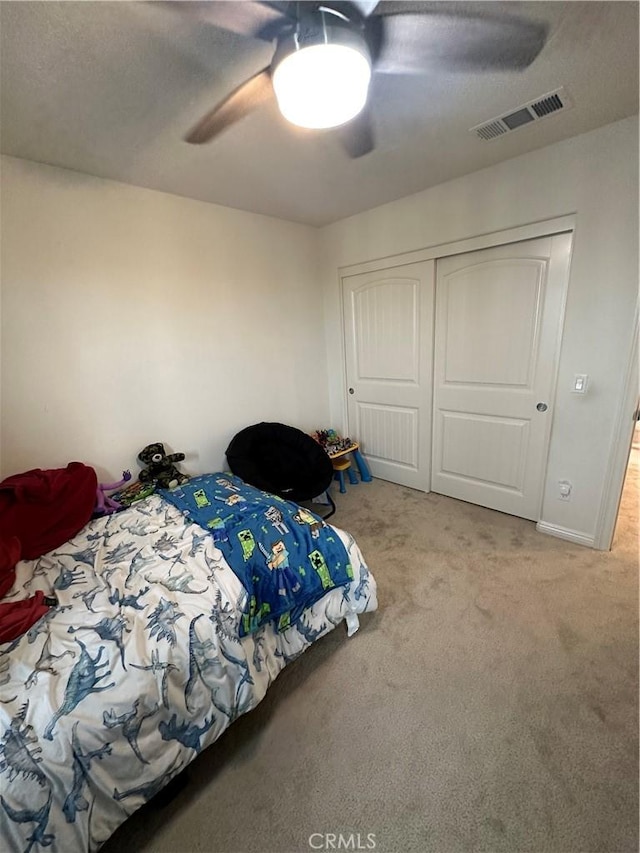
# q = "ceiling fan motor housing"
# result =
<box><xmin>272</xmin><ymin>7</ymin><xmax>370</xmax><ymax>68</ymax></box>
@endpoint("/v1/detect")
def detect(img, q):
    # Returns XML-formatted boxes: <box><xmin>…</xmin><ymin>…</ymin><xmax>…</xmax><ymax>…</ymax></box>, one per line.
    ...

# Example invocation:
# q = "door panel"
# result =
<box><xmin>432</xmin><ymin>234</ymin><xmax>572</xmax><ymax>520</ymax></box>
<box><xmin>440</xmin><ymin>412</ymin><xmax>529</xmax><ymax>490</ymax></box>
<box><xmin>354</xmin><ymin>280</ymin><xmax>418</xmax><ymax>381</ymax></box>
<box><xmin>343</xmin><ymin>261</ymin><xmax>434</xmax><ymax>490</ymax></box>
<box><xmin>443</xmin><ymin>260</ymin><xmax>544</xmax><ymax>386</ymax></box>
<box><xmin>357</xmin><ymin>402</ymin><xmax>419</xmax><ymax>469</ymax></box>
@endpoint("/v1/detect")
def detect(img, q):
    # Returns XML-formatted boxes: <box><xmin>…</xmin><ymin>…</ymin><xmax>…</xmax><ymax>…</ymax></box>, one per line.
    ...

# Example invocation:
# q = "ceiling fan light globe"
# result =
<box><xmin>273</xmin><ymin>44</ymin><xmax>371</xmax><ymax>130</ymax></box>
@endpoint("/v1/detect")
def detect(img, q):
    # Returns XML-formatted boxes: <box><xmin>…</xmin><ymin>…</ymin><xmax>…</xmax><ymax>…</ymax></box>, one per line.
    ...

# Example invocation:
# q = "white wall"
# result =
<box><xmin>3</xmin><ymin>118</ymin><xmax>637</xmax><ymax>544</ymax></box>
<box><xmin>0</xmin><ymin>156</ymin><xmax>329</xmax><ymax>481</ymax></box>
<box><xmin>320</xmin><ymin>117</ymin><xmax>639</xmax><ymax>545</ymax></box>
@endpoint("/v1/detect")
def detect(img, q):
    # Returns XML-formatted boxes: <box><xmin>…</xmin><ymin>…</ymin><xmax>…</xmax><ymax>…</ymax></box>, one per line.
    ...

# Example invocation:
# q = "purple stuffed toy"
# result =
<box><xmin>94</xmin><ymin>470</ymin><xmax>131</xmax><ymax>516</ymax></box>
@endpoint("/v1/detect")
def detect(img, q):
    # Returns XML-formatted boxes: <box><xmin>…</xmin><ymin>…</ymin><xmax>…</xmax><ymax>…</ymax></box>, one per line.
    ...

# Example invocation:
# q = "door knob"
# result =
<box><xmin>536</xmin><ymin>402</ymin><xmax>548</xmax><ymax>412</ymax></box>
<box><xmin>348</xmin><ymin>388</ymin><xmax>355</xmax><ymax>395</ymax></box>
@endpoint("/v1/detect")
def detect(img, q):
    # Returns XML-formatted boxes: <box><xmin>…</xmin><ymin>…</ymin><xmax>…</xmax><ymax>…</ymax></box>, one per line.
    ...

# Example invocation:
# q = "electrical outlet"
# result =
<box><xmin>558</xmin><ymin>480</ymin><xmax>572</xmax><ymax>501</ymax></box>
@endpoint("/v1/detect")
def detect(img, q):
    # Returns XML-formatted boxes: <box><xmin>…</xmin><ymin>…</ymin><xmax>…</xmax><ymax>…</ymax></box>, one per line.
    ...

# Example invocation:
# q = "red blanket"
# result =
<box><xmin>0</xmin><ymin>462</ymin><xmax>97</xmax><ymax>643</ymax></box>
<box><xmin>0</xmin><ymin>462</ymin><xmax>97</xmax><ymax>559</ymax></box>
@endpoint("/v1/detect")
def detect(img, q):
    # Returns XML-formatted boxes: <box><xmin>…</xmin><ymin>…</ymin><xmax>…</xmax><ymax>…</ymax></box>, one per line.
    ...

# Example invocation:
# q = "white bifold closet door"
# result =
<box><xmin>431</xmin><ymin>233</ymin><xmax>572</xmax><ymax>520</ymax></box>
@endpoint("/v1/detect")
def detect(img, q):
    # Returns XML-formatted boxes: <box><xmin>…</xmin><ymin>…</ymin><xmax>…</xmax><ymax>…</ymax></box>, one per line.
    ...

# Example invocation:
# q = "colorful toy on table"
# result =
<box><xmin>311</xmin><ymin>429</ymin><xmax>355</xmax><ymax>456</ymax></box>
<box><xmin>311</xmin><ymin>429</ymin><xmax>372</xmax><ymax>491</ymax></box>
<box><xmin>137</xmin><ymin>442</ymin><xmax>189</xmax><ymax>490</ymax></box>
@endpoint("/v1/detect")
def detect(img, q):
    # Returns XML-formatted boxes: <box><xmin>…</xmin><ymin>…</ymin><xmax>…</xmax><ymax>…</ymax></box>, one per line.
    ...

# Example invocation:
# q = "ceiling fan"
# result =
<box><xmin>173</xmin><ymin>1</ymin><xmax>549</xmax><ymax>157</ymax></box>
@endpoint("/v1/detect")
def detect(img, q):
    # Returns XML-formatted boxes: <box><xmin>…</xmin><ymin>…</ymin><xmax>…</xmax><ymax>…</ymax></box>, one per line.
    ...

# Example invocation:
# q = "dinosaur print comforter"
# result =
<box><xmin>0</xmin><ymin>493</ymin><xmax>377</xmax><ymax>853</ymax></box>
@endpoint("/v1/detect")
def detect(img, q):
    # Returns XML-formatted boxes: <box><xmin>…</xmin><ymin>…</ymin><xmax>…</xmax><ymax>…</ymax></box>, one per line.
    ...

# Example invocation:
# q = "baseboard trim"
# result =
<box><xmin>536</xmin><ymin>522</ymin><xmax>595</xmax><ymax>549</ymax></box>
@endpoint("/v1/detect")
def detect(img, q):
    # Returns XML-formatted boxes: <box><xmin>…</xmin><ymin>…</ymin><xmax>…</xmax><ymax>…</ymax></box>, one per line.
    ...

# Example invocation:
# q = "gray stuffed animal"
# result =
<box><xmin>138</xmin><ymin>443</ymin><xmax>189</xmax><ymax>489</ymax></box>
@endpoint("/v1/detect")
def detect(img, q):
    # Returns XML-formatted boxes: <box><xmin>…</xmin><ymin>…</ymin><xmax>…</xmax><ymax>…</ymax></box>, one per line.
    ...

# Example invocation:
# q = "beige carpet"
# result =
<box><xmin>104</xmin><ymin>451</ymin><xmax>638</xmax><ymax>853</ymax></box>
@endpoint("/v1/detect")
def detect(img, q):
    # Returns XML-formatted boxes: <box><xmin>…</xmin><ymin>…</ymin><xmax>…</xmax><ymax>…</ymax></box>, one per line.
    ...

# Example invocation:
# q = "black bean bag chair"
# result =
<box><xmin>226</xmin><ymin>422</ymin><xmax>335</xmax><ymax>516</ymax></box>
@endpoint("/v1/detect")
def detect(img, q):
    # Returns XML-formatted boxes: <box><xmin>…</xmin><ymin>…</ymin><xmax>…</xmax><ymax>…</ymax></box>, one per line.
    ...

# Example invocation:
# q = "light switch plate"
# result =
<box><xmin>572</xmin><ymin>374</ymin><xmax>588</xmax><ymax>393</ymax></box>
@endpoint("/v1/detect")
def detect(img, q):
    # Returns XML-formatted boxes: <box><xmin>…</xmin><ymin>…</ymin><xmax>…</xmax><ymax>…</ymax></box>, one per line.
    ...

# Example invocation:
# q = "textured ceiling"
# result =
<box><xmin>1</xmin><ymin>1</ymin><xmax>638</xmax><ymax>226</ymax></box>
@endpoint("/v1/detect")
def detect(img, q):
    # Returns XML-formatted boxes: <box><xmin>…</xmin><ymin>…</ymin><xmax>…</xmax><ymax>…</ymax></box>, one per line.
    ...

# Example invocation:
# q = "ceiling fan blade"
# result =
<box><xmin>373</xmin><ymin>9</ymin><xmax>548</xmax><ymax>74</ymax></box>
<box><xmin>161</xmin><ymin>1</ymin><xmax>294</xmax><ymax>42</ymax></box>
<box><xmin>185</xmin><ymin>68</ymin><xmax>273</xmax><ymax>144</ymax></box>
<box><xmin>337</xmin><ymin>108</ymin><xmax>375</xmax><ymax>158</ymax></box>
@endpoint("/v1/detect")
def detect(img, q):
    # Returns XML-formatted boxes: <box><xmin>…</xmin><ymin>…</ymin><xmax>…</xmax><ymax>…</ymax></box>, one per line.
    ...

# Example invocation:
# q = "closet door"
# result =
<box><xmin>342</xmin><ymin>260</ymin><xmax>434</xmax><ymax>491</ymax></box>
<box><xmin>432</xmin><ymin>233</ymin><xmax>572</xmax><ymax>520</ymax></box>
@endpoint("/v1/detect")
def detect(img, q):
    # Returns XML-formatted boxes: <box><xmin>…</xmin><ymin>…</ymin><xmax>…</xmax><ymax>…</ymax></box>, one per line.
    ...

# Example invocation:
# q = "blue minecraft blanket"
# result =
<box><xmin>160</xmin><ymin>473</ymin><xmax>354</xmax><ymax>635</ymax></box>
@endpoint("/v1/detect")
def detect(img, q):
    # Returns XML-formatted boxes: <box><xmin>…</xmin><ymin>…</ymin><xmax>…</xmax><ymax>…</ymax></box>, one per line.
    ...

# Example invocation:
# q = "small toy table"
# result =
<box><xmin>327</xmin><ymin>442</ymin><xmax>372</xmax><ymax>493</ymax></box>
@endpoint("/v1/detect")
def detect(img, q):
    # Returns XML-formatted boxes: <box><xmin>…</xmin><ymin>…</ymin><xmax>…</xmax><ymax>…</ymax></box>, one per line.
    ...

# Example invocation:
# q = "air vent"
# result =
<box><xmin>530</xmin><ymin>92</ymin><xmax>564</xmax><ymax>117</ymax></box>
<box><xmin>470</xmin><ymin>87</ymin><xmax>573</xmax><ymax>142</ymax></box>
<box><xmin>476</xmin><ymin>120</ymin><xmax>507</xmax><ymax>141</ymax></box>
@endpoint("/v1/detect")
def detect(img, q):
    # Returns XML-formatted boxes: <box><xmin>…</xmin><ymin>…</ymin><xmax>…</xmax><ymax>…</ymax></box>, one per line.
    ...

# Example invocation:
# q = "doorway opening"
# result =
<box><xmin>612</xmin><ymin>414</ymin><xmax>640</xmax><ymax>552</ymax></box>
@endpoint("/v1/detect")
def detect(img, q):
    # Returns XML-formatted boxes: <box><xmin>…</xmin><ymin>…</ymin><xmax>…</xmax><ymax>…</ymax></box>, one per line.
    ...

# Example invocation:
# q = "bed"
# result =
<box><xmin>0</xmin><ymin>473</ymin><xmax>377</xmax><ymax>853</ymax></box>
